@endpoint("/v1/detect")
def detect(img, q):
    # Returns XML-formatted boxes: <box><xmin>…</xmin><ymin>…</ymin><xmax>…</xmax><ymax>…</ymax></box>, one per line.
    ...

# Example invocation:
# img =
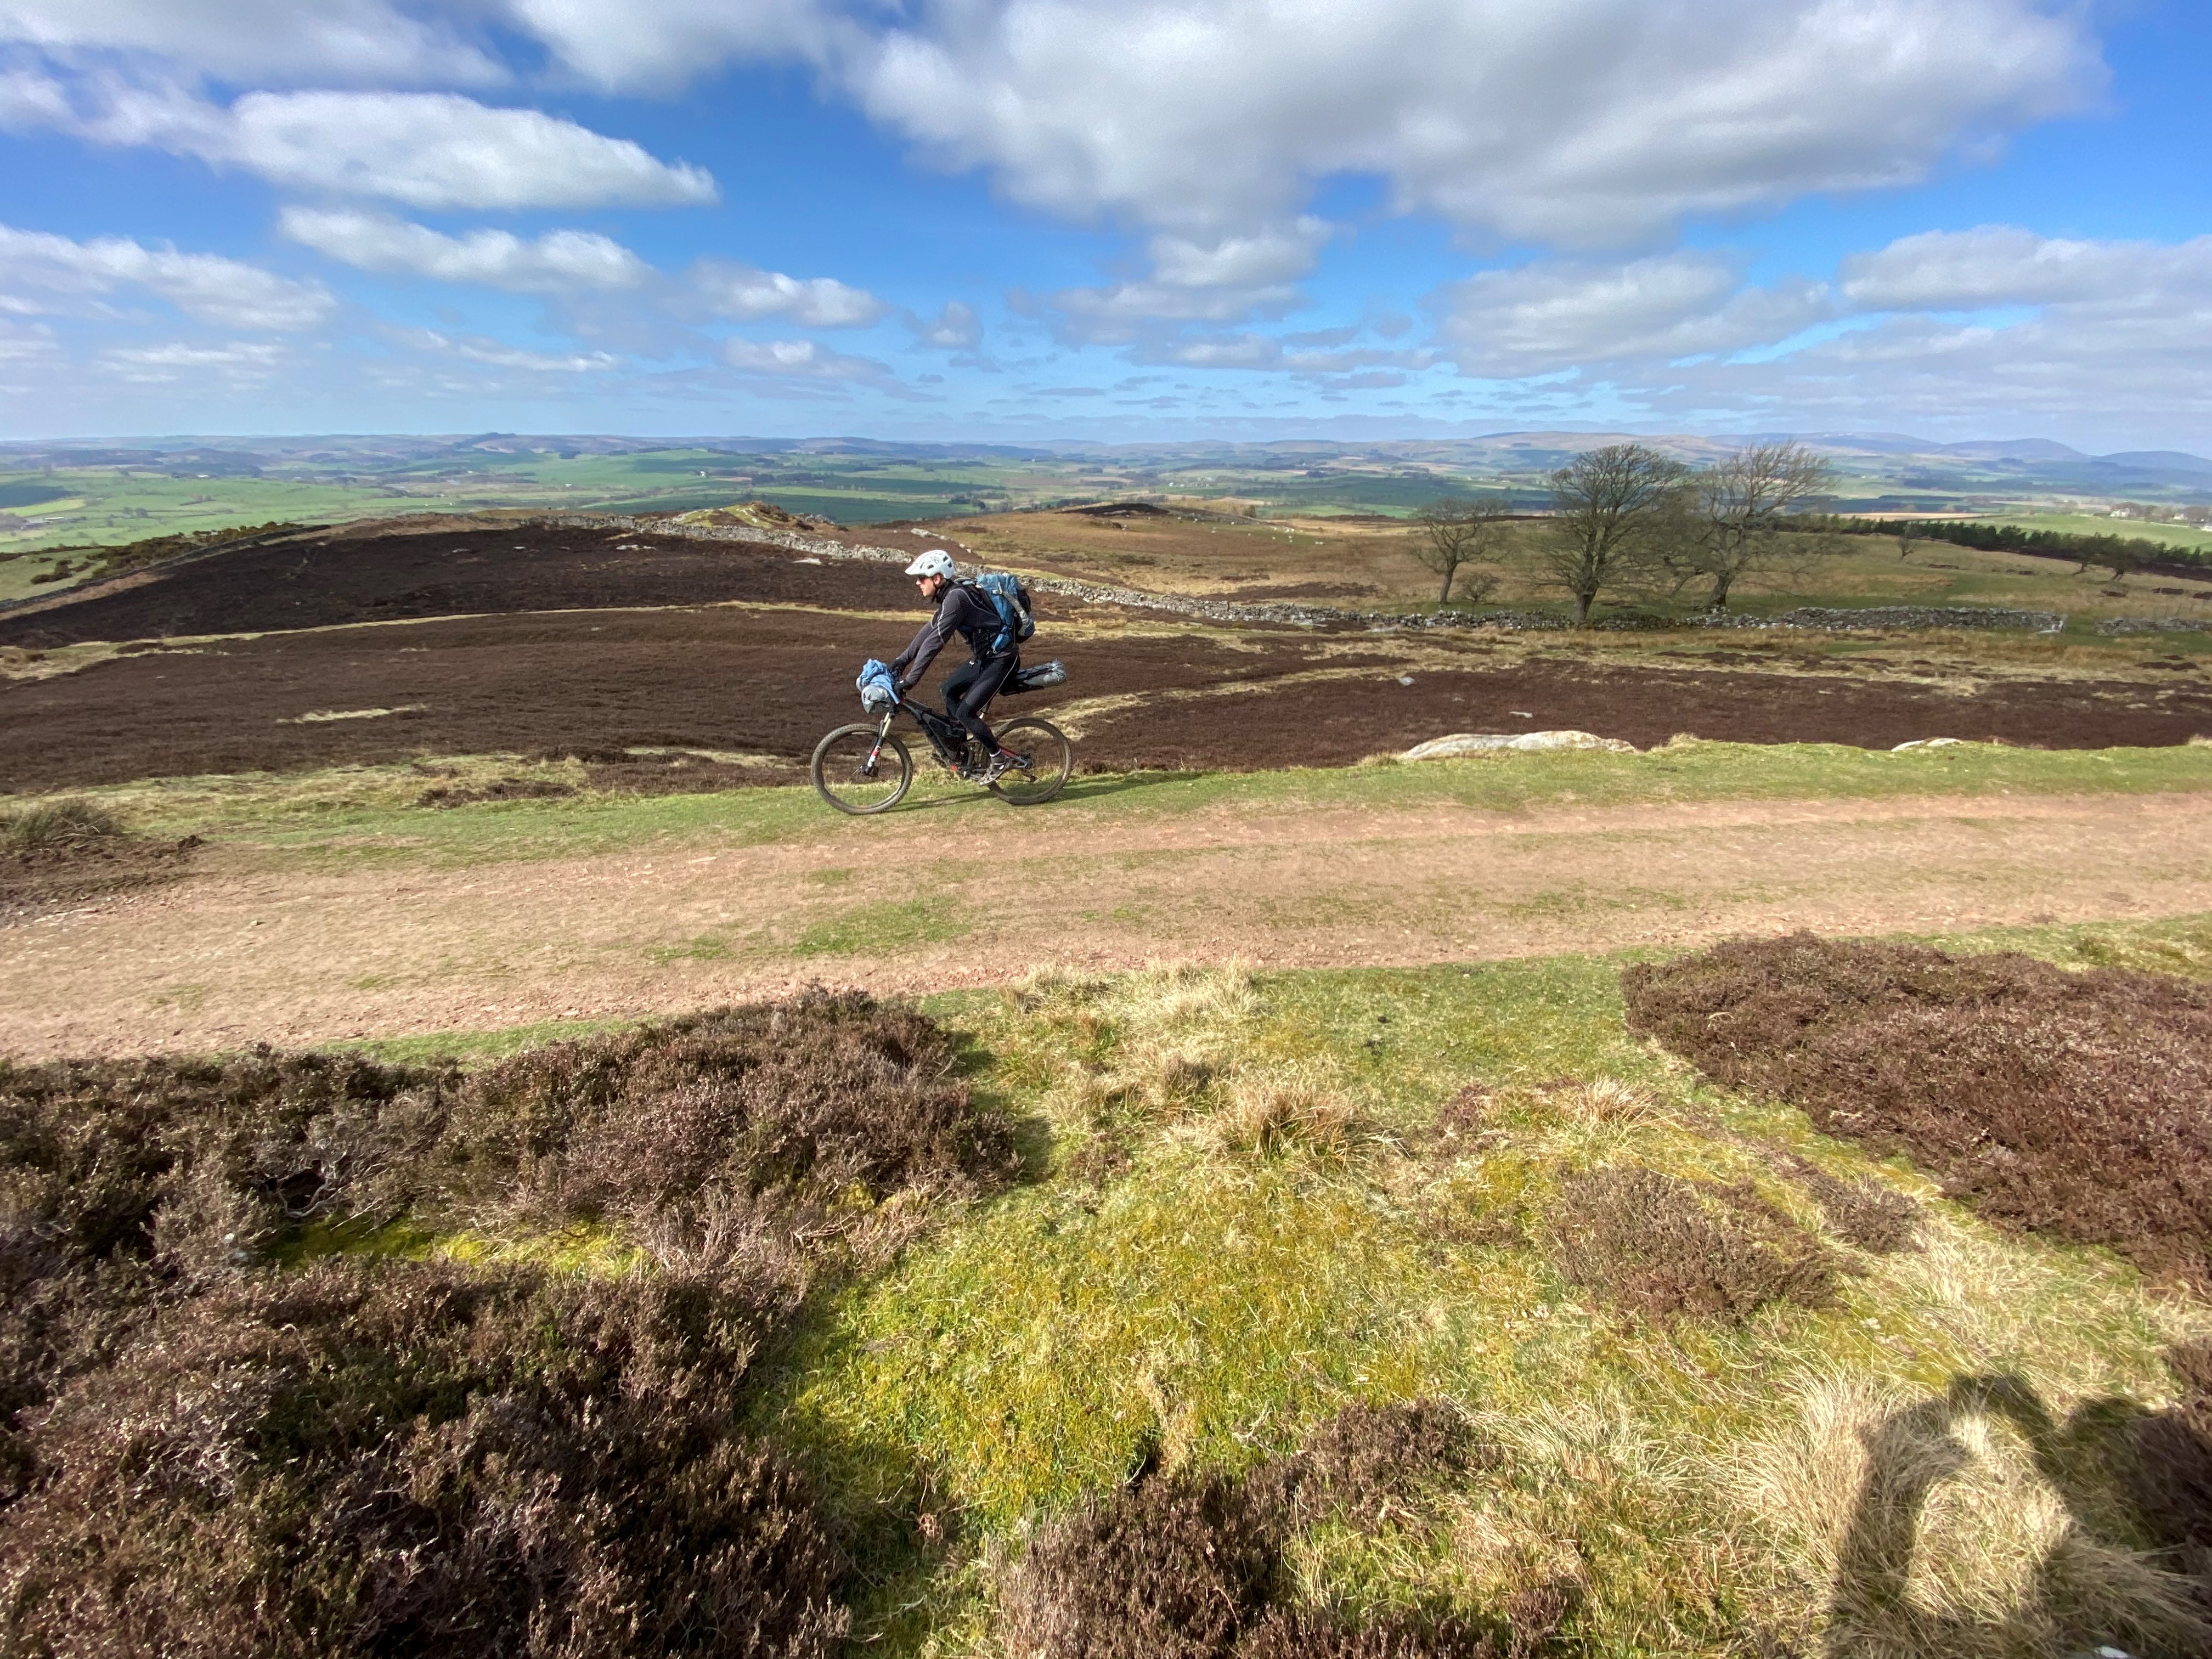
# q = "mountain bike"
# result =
<box><xmin>811</xmin><ymin>678</ymin><xmax>1073</xmax><ymax>815</ymax></box>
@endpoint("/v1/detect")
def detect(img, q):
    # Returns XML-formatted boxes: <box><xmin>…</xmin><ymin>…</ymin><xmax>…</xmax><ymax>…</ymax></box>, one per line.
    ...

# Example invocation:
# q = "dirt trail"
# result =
<box><xmin>3</xmin><ymin>787</ymin><xmax>2208</xmax><ymax>1059</ymax></box>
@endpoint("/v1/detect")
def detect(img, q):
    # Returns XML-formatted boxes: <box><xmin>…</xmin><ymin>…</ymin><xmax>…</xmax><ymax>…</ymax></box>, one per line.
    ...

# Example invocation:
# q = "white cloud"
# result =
<box><xmin>1440</xmin><ymin>253</ymin><xmax>1831</xmax><ymax>377</ymax></box>
<box><xmin>1836</xmin><ymin>224</ymin><xmax>2182</xmax><ymax>311</ymax></box>
<box><xmin>404</xmin><ymin>327</ymin><xmax>622</xmax><ymax>371</ymax></box>
<box><xmin>0</xmin><ymin>0</ymin><xmax>501</xmax><ymax>84</ymax></box>
<box><xmin>0</xmin><ymin>223</ymin><xmax>335</xmax><ymax>329</ymax></box>
<box><xmin>720</xmin><ymin>336</ymin><xmax>893</xmax><ymax>382</ymax></box>
<box><xmin>500</xmin><ymin>0</ymin><xmax>834</xmax><ymax>92</ymax></box>
<box><xmin>1139</xmin><ymin>331</ymin><xmax>1435</xmax><ymax>377</ymax></box>
<box><xmin>217</xmin><ymin>92</ymin><xmax>715</xmax><ymax>209</ymax></box>
<box><xmin>0</xmin><ymin>317</ymin><xmax>59</xmax><ymax>374</ymax></box>
<box><xmin>690</xmin><ymin>261</ymin><xmax>885</xmax><ymax>326</ymax></box>
<box><xmin>814</xmin><ymin>0</ymin><xmax>2098</xmax><ymax>245</ymax></box>
<box><xmin>1426</xmin><ymin>227</ymin><xmax>2212</xmax><ymax>444</ymax></box>
<box><xmin>911</xmin><ymin>300</ymin><xmax>981</xmax><ymax>349</ymax></box>
<box><xmin>1048</xmin><ymin>275</ymin><xmax>1300</xmax><ymax>343</ymax></box>
<box><xmin>1148</xmin><ymin>219</ymin><xmax>1330</xmax><ymax>288</ymax></box>
<box><xmin>1699</xmin><ymin>234</ymin><xmax>2212</xmax><ymax>431</ymax></box>
<box><xmin>280</xmin><ymin>208</ymin><xmax>650</xmax><ymax>291</ymax></box>
<box><xmin>2</xmin><ymin>3</ymin><xmax>2106</xmax><ymax>256</ymax></box>
<box><xmin>1041</xmin><ymin>216</ymin><xmax>1334</xmax><ymax>344</ymax></box>
<box><xmin>3</xmin><ymin>76</ymin><xmax>717</xmax><ymax>210</ymax></box>
<box><xmin>97</xmin><ymin>338</ymin><xmax>294</xmax><ymax>386</ymax></box>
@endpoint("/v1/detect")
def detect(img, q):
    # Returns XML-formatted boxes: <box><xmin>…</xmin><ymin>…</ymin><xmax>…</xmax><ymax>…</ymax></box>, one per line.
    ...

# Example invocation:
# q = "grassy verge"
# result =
<box><xmin>26</xmin><ymin>739</ymin><xmax>2212</xmax><ymax>877</ymax></box>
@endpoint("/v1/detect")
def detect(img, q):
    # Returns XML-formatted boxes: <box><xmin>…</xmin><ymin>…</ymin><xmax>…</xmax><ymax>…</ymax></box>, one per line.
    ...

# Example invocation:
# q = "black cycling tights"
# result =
<box><xmin>941</xmin><ymin>654</ymin><xmax>1015</xmax><ymax>750</ymax></box>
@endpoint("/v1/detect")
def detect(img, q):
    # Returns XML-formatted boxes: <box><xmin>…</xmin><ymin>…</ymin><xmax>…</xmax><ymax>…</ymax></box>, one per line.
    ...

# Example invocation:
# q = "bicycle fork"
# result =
<box><xmin>861</xmin><ymin>712</ymin><xmax>895</xmax><ymax>775</ymax></box>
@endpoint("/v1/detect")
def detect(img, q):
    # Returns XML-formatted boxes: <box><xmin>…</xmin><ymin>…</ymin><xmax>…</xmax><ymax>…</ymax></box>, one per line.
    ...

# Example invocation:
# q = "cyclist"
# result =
<box><xmin>889</xmin><ymin>549</ymin><xmax>1029</xmax><ymax>782</ymax></box>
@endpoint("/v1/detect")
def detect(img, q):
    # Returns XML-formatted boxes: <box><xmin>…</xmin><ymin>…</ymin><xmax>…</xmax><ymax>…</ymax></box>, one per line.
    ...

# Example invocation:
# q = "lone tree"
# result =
<box><xmin>1542</xmin><ymin>443</ymin><xmax>1691</xmax><ymax>625</ymax></box>
<box><xmin>1675</xmin><ymin>441</ymin><xmax>1834</xmax><ymax>610</ymax></box>
<box><xmin>1410</xmin><ymin>496</ymin><xmax>1509</xmax><ymax>605</ymax></box>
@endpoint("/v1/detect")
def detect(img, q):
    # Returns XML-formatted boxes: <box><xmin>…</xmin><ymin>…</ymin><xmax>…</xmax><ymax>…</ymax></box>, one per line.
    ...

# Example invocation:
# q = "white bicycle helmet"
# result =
<box><xmin>904</xmin><ymin>549</ymin><xmax>956</xmax><ymax>579</ymax></box>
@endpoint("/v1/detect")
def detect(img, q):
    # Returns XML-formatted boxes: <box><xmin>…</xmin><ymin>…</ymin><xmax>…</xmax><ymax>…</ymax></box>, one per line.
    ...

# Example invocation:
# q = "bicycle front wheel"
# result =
<box><xmin>812</xmin><ymin>725</ymin><xmax>912</xmax><ymax>814</ymax></box>
<box><xmin>989</xmin><ymin>716</ymin><xmax>1073</xmax><ymax>805</ymax></box>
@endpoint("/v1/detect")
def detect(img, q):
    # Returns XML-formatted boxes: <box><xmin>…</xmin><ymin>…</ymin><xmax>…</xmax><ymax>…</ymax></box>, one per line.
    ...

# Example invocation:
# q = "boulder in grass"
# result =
<box><xmin>1890</xmin><ymin>737</ymin><xmax>1968</xmax><ymax>752</ymax></box>
<box><xmin>1402</xmin><ymin>730</ymin><xmax>1636</xmax><ymax>760</ymax></box>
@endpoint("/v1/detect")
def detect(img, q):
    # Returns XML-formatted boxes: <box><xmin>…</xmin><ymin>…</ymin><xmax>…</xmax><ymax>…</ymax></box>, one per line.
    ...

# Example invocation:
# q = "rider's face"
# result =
<box><xmin>917</xmin><ymin>573</ymin><xmax>945</xmax><ymax>601</ymax></box>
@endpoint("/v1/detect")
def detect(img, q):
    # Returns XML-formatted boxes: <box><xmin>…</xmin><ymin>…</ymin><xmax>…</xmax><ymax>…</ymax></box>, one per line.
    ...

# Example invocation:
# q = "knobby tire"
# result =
<box><xmin>989</xmin><ymin>716</ymin><xmax>1073</xmax><ymax>805</ymax></box>
<box><xmin>811</xmin><ymin>725</ymin><xmax>913</xmax><ymax>814</ymax></box>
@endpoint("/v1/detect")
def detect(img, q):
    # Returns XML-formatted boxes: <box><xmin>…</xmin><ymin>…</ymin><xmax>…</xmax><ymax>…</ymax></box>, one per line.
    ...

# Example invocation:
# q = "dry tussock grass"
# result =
<box><xmin>1737</xmin><ymin>1374</ymin><xmax>2208</xmax><ymax>1658</ymax></box>
<box><xmin>1200</xmin><ymin>1065</ymin><xmax>1375</xmax><ymax>1161</ymax></box>
<box><xmin>1411</xmin><ymin>1079</ymin><xmax>1684</xmax><ymax>1252</ymax></box>
<box><xmin>1623</xmin><ymin>933</ymin><xmax>2212</xmax><ymax>1285</ymax></box>
<box><xmin>1452</xmin><ymin>1077</ymin><xmax>1684</xmax><ymax>1168</ymax></box>
<box><xmin>1016</xmin><ymin>962</ymin><xmax>1261</xmax><ymax>1125</ymax></box>
<box><xmin>0</xmin><ymin>796</ymin><xmax>122</xmax><ymax>850</ymax></box>
<box><xmin>1014</xmin><ymin>964</ymin><xmax>1389</xmax><ymax>1168</ymax></box>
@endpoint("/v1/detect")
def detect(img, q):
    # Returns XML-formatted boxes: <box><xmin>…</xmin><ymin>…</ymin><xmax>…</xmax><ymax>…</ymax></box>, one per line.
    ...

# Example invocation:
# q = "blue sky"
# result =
<box><xmin>1</xmin><ymin>0</ymin><xmax>2208</xmax><ymax>450</ymax></box>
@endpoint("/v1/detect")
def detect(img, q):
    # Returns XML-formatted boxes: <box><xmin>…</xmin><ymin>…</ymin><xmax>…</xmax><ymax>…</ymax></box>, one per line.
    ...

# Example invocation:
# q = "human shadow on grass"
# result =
<box><xmin>1822</xmin><ymin>1369</ymin><xmax>2211</xmax><ymax>1659</ymax></box>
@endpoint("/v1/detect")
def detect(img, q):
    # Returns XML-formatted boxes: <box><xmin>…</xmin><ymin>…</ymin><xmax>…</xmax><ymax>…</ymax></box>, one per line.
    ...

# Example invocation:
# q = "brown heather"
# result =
<box><xmin>1274</xmin><ymin>1399</ymin><xmax>1500</xmax><ymax>1532</ymax></box>
<box><xmin>1545</xmin><ymin>1167</ymin><xmax>1838</xmax><ymax>1324</ymax></box>
<box><xmin>0</xmin><ymin>992</ymin><xmax>1015</xmax><ymax>1657</ymax></box>
<box><xmin>443</xmin><ymin>991</ymin><xmax>1013</xmax><ymax>1228</ymax></box>
<box><xmin>2131</xmin><ymin>1341</ymin><xmax>2212</xmax><ymax>1582</ymax></box>
<box><xmin>1774</xmin><ymin>1150</ymin><xmax>1922</xmax><ymax>1254</ymax></box>
<box><xmin>0</xmin><ymin>1259</ymin><xmax>845</xmax><ymax>1658</ymax></box>
<box><xmin>1003</xmin><ymin>1470</ymin><xmax>1281</xmax><ymax>1659</ymax></box>
<box><xmin>1000</xmin><ymin>1402</ymin><xmax>1562</xmax><ymax>1659</ymax></box>
<box><xmin>1621</xmin><ymin>933</ymin><xmax>2212</xmax><ymax>1283</ymax></box>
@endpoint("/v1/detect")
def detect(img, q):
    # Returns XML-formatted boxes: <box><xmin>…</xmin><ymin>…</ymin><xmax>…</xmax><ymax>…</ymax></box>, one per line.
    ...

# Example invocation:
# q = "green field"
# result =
<box><xmin>1976</xmin><ymin>512</ymin><xmax>2212</xmax><ymax>555</ymax></box>
<box><xmin>5</xmin><ymin>436</ymin><xmax>2210</xmax><ymax>566</ymax></box>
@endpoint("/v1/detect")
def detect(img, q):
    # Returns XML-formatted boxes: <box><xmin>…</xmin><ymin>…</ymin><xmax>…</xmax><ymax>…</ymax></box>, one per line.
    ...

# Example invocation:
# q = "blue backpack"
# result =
<box><xmin>966</xmin><ymin>572</ymin><xmax>1035</xmax><ymax>656</ymax></box>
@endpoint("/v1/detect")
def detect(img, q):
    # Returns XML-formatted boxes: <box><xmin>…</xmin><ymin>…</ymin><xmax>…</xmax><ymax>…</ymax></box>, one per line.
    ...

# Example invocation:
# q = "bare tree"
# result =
<box><xmin>1541</xmin><ymin>443</ymin><xmax>1691</xmax><ymax>626</ymax></box>
<box><xmin>2096</xmin><ymin>541</ymin><xmax>2143</xmax><ymax>584</ymax></box>
<box><xmin>1895</xmin><ymin>524</ymin><xmax>1917</xmax><ymax>562</ymax></box>
<box><xmin>1410</xmin><ymin>496</ymin><xmax>1509</xmax><ymax>605</ymax></box>
<box><xmin>1674</xmin><ymin>441</ymin><xmax>1835</xmax><ymax>610</ymax></box>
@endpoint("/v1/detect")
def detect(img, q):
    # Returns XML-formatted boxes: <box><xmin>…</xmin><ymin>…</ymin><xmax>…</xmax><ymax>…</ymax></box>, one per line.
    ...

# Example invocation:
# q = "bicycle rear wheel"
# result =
<box><xmin>989</xmin><ymin>716</ymin><xmax>1073</xmax><ymax>805</ymax></box>
<box><xmin>812</xmin><ymin>725</ymin><xmax>912</xmax><ymax>814</ymax></box>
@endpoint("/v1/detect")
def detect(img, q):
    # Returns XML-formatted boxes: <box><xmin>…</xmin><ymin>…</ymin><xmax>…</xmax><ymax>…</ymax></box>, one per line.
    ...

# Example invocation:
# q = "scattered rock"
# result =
<box><xmin>665</xmin><ymin>500</ymin><xmax>840</xmax><ymax>533</ymax></box>
<box><xmin>1402</xmin><ymin>731</ymin><xmax>1637</xmax><ymax>760</ymax></box>
<box><xmin>1889</xmin><ymin>737</ymin><xmax>1968</xmax><ymax>751</ymax></box>
<box><xmin>1701</xmin><ymin>605</ymin><xmax>2068</xmax><ymax>634</ymax></box>
<box><xmin>2099</xmin><ymin>616</ymin><xmax>2208</xmax><ymax>635</ymax></box>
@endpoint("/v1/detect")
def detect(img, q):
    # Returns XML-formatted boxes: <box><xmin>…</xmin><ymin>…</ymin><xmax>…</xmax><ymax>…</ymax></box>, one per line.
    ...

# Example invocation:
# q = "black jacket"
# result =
<box><xmin>890</xmin><ymin>583</ymin><xmax>1010</xmax><ymax>686</ymax></box>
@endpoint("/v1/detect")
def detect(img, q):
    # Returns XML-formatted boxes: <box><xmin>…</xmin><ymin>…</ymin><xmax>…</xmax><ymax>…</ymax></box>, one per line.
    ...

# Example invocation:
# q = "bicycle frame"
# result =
<box><xmin>871</xmin><ymin>697</ymin><xmax>980</xmax><ymax>776</ymax></box>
